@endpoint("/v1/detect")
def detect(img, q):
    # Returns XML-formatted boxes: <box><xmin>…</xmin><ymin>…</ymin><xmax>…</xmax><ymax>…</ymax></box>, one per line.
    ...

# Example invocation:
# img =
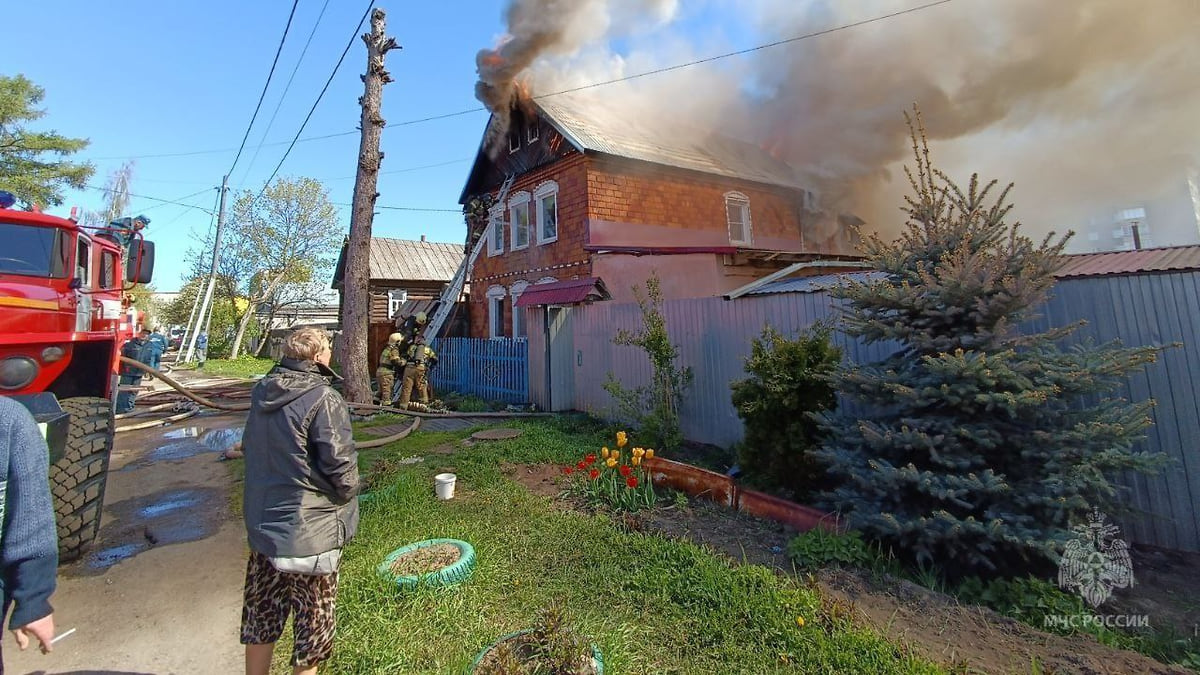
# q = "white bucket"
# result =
<box><xmin>434</xmin><ymin>473</ymin><xmax>457</xmax><ymax>500</ymax></box>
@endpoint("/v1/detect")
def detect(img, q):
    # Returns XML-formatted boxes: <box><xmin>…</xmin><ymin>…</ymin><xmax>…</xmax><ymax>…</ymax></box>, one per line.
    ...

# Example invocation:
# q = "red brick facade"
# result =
<box><xmin>467</xmin><ymin>154</ymin><xmax>808</xmax><ymax>338</ymax></box>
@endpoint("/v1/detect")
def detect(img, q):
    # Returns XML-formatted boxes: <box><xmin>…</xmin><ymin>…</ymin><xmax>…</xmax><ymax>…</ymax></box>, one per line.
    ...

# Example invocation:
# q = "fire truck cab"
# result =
<box><xmin>0</xmin><ymin>201</ymin><xmax>155</xmax><ymax>562</ymax></box>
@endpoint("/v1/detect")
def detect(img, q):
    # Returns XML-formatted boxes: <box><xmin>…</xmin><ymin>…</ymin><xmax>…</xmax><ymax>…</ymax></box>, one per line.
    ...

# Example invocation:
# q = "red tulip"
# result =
<box><xmin>619</xmin><ymin>465</ymin><xmax>632</xmax><ymax>477</ymax></box>
<box><xmin>577</xmin><ymin>461</ymin><xmax>587</xmax><ymax>470</ymax></box>
<box><xmin>589</xmin><ymin>468</ymin><xmax>600</xmax><ymax>480</ymax></box>
<box><xmin>626</xmin><ymin>476</ymin><xmax>639</xmax><ymax>488</ymax></box>
<box><xmin>563</xmin><ymin>466</ymin><xmax>573</xmax><ymax>475</ymax></box>
<box><xmin>584</xmin><ymin>454</ymin><xmax>596</xmax><ymax>465</ymax></box>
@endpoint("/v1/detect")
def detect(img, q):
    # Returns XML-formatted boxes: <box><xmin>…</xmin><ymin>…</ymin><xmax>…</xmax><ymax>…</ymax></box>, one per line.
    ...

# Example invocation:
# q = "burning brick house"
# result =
<box><xmin>459</xmin><ymin>93</ymin><xmax>862</xmax><ymax>339</ymax></box>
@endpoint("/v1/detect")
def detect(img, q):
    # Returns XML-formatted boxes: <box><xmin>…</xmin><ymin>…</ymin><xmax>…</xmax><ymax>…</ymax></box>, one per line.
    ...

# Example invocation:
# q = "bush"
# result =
<box><xmin>731</xmin><ymin>325</ymin><xmax>841</xmax><ymax>501</ymax></box>
<box><xmin>787</xmin><ymin>529</ymin><xmax>887</xmax><ymax>571</ymax></box>
<box><xmin>603</xmin><ymin>274</ymin><xmax>693</xmax><ymax>452</ymax></box>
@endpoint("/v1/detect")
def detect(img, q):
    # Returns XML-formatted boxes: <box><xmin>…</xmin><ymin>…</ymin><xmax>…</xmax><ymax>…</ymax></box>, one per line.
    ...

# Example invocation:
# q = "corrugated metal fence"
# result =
<box><xmin>563</xmin><ymin>271</ymin><xmax>1200</xmax><ymax>552</ymax></box>
<box><xmin>429</xmin><ymin>337</ymin><xmax>528</xmax><ymax>404</ymax></box>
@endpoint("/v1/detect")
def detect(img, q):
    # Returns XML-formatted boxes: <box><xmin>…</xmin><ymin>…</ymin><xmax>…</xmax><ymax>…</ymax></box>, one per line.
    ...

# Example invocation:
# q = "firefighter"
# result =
<box><xmin>375</xmin><ymin>333</ymin><xmax>406</xmax><ymax>404</ymax></box>
<box><xmin>396</xmin><ymin>311</ymin><xmax>428</xmax><ymax>351</ymax></box>
<box><xmin>398</xmin><ymin>333</ymin><xmax>437</xmax><ymax>408</ymax></box>
<box><xmin>116</xmin><ymin>329</ymin><xmax>152</xmax><ymax>412</ymax></box>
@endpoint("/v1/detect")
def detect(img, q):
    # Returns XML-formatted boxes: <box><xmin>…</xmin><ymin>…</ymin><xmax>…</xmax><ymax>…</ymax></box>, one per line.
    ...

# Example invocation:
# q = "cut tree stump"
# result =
<box><xmin>471</xmin><ymin>428</ymin><xmax>523</xmax><ymax>441</ymax></box>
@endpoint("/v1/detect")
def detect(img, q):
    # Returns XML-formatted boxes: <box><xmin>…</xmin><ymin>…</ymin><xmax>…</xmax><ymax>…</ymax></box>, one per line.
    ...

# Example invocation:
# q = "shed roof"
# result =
<box><xmin>746</xmin><ymin>271</ymin><xmax>889</xmax><ymax>296</ymax></box>
<box><xmin>515</xmin><ymin>277</ymin><xmax>610</xmax><ymax>307</ymax></box>
<box><xmin>367</xmin><ymin>237</ymin><xmax>463</xmax><ymax>282</ymax></box>
<box><xmin>1054</xmin><ymin>245</ymin><xmax>1200</xmax><ymax>278</ymax></box>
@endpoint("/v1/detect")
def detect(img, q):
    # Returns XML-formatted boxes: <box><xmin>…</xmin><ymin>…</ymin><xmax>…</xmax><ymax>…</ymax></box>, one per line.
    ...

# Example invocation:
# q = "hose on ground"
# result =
<box><xmin>356</xmin><ymin>415</ymin><xmax>421</xmax><ymax>449</ymax></box>
<box><xmin>116</xmin><ymin>410</ymin><xmax>198</xmax><ymax>433</ymax></box>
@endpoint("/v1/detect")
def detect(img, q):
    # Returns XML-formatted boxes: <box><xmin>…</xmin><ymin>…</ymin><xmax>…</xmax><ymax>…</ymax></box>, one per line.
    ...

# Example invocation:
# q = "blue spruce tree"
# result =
<box><xmin>814</xmin><ymin>111</ymin><xmax>1167</xmax><ymax>575</ymax></box>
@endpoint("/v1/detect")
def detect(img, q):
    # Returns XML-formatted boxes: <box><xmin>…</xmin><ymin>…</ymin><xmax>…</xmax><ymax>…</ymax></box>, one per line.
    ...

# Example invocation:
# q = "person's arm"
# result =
<box><xmin>308</xmin><ymin>390</ymin><xmax>360</xmax><ymax>504</ymax></box>
<box><xmin>2</xmin><ymin>410</ymin><xmax>58</xmax><ymax>646</ymax></box>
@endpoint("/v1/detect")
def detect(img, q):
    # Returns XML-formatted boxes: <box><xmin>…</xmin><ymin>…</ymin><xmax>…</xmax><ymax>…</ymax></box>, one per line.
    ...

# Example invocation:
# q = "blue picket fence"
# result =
<box><xmin>428</xmin><ymin>338</ymin><xmax>528</xmax><ymax>404</ymax></box>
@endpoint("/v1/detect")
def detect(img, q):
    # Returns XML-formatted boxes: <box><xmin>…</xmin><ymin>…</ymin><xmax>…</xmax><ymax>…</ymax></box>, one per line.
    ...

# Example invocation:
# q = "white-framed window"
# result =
<box><xmin>508</xmin><ymin>127</ymin><xmax>521</xmax><ymax>153</ymax></box>
<box><xmin>536</xmin><ymin>276</ymin><xmax>557</xmax><ymax>285</ymax></box>
<box><xmin>387</xmin><ymin>289</ymin><xmax>408</xmax><ymax>319</ymax></box>
<box><xmin>487</xmin><ymin>204</ymin><xmax>504</xmax><ymax>257</ymax></box>
<box><xmin>534</xmin><ymin>180</ymin><xmax>559</xmax><ymax>244</ymax></box>
<box><xmin>510</xmin><ymin>280</ymin><xmax>530</xmax><ymax>339</ymax></box>
<box><xmin>526</xmin><ymin>118</ymin><xmax>539</xmax><ymax>143</ymax></box>
<box><xmin>509</xmin><ymin>191</ymin><xmax>531</xmax><ymax>250</ymax></box>
<box><xmin>486</xmin><ymin>285</ymin><xmax>507</xmax><ymax>338</ymax></box>
<box><xmin>724</xmin><ymin>191</ymin><xmax>752</xmax><ymax>245</ymax></box>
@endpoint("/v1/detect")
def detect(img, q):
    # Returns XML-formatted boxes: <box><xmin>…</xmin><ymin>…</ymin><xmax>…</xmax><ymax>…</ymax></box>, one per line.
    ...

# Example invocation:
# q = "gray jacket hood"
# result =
<box><xmin>253</xmin><ymin>357</ymin><xmax>341</xmax><ymax>412</ymax></box>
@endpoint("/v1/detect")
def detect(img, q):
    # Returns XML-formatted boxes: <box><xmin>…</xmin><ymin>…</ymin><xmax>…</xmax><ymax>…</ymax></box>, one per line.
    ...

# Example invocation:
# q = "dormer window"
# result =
<box><xmin>724</xmin><ymin>191</ymin><xmax>752</xmax><ymax>245</ymax></box>
<box><xmin>526</xmin><ymin>118</ymin><xmax>539</xmax><ymax>143</ymax></box>
<box><xmin>508</xmin><ymin>127</ymin><xmax>521</xmax><ymax>153</ymax></box>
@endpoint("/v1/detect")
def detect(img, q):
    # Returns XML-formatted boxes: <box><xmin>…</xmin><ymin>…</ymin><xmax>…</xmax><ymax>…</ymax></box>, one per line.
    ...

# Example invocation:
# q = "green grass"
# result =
<box><xmin>271</xmin><ymin>418</ymin><xmax>942</xmax><ymax>674</ymax></box>
<box><xmin>194</xmin><ymin>356</ymin><xmax>276</xmax><ymax>379</ymax></box>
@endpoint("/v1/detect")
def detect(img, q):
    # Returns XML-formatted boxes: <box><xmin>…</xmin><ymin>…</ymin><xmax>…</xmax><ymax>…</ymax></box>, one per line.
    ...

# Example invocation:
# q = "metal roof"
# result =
<box><xmin>747</xmin><ymin>271</ymin><xmax>889</xmax><ymax>296</ymax></box>
<box><xmin>369</xmin><ymin>237</ymin><xmax>463</xmax><ymax>282</ymax></box>
<box><xmin>1054</xmin><ymin>245</ymin><xmax>1200</xmax><ymax>278</ymax></box>
<box><xmin>535</xmin><ymin>93</ymin><xmax>804</xmax><ymax>190</ymax></box>
<box><xmin>515</xmin><ymin>277</ymin><xmax>610</xmax><ymax>307</ymax></box>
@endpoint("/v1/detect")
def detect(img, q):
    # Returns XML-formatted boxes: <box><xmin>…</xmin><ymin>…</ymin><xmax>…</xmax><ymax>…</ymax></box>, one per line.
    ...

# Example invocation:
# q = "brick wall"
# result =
<box><xmin>468</xmin><ymin>153</ymin><xmax>592</xmax><ymax>338</ymax></box>
<box><xmin>586</xmin><ymin>156</ymin><xmax>805</xmax><ymax>247</ymax></box>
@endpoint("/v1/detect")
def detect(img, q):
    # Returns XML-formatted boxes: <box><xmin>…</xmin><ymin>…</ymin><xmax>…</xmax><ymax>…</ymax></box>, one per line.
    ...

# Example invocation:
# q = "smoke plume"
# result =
<box><xmin>477</xmin><ymin>0</ymin><xmax>1200</xmax><ymax>249</ymax></box>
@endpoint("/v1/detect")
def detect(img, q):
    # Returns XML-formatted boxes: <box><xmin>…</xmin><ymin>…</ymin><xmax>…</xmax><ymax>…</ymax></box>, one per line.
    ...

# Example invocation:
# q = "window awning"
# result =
<box><xmin>515</xmin><ymin>277</ymin><xmax>610</xmax><ymax>307</ymax></box>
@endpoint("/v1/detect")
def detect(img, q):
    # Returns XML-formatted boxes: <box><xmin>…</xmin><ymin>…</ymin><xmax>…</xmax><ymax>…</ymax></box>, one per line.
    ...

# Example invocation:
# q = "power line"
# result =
<box><xmin>82</xmin><ymin>185</ymin><xmax>215</xmax><ymax>214</ymax></box>
<box><xmin>90</xmin><ymin>0</ymin><xmax>954</xmax><ymax>162</ymax></box>
<box><xmin>323</xmin><ymin>157</ymin><xmax>472</xmax><ymax>182</ymax></box>
<box><xmin>332</xmin><ymin>201</ymin><xmax>460</xmax><ymax>213</ymax></box>
<box><xmin>239</xmin><ymin>0</ymin><xmax>334</xmax><ymax>186</ymax></box>
<box><xmin>252</xmin><ymin>0</ymin><xmax>375</xmax><ymax>200</ymax></box>
<box><xmin>227</xmin><ymin>0</ymin><xmax>302</xmax><ymax>176</ymax></box>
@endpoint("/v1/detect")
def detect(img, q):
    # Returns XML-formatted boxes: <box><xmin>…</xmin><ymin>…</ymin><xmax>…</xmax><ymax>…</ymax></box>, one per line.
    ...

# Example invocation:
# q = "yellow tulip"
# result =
<box><xmin>645</xmin><ymin>449</ymin><xmax>655</xmax><ymax>459</ymax></box>
<box><xmin>606</xmin><ymin>458</ymin><xmax>617</xmax><ymax>468</ymax></box>
<box><xmin>795</xmin><ymin>616</ymin><xmax>805</xmax><ymax>628</ymax></box>
<box><xmin>632</xmin><ymin>456</ymin><xmax>641</xmax><ymax>467</ymax></box>
<box><xmin>601</xmin><ymin>447</ymin><xmax>610</xmax><ymax>459</ymax></box>
<box><xmin>616</xmin><ymin>431</ymin><xmax>628</xmax><ymax>448</ymax></box>
<box><xmin>633</xmin><ymin>447</ymin><xmax>645</xmax><ymax>458</ymax></box>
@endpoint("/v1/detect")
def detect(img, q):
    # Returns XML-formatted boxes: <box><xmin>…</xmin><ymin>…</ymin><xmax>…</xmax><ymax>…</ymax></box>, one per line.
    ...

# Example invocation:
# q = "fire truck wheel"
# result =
<box><xmin>51</xmin><ymin>397</ymin><xmax>114</xmax><ymax>563</ymax></box>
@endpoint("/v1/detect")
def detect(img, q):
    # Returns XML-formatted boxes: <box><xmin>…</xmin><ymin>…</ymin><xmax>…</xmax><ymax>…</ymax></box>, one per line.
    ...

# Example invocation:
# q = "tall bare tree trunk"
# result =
<box><xmin>340</xmin><ymin>8</ymin><xmax>398</xmax><ymax>402</ymax></box>
<box><xmin>229</xmin><ymin>272</ymin><xmax>287</xmax><ymax>359</ymax></box>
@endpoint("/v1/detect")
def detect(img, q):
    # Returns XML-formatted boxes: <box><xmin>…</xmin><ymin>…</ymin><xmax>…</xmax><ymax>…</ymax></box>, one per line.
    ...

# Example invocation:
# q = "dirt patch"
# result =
<box><xmin>1109</xmin><ymin>545</ymin><xmax>1200</xmax><ymax>638</ymax></box>
<box><xmin>505</xmin><ymin>463</ymin><xmax>566</xmax><ymax>498</ymax></box>
<box><xmin>389</xmin><ymin>544</ymin><xmax>461</xmax><ymax>576</ymax></box>
<box><xmin>474</xmin><ymin>633</ymin><xmax>598</xmax><ymax>675</ymax></box>
<box><xmin>472</xmin><ymin>428</ymin><xmax>523</xmax><ymax>441</ymax></box>
<box><xmin>507</xmin><ymin>464</ymin><xmax>1192</xmax><ymax>674</ymax></box>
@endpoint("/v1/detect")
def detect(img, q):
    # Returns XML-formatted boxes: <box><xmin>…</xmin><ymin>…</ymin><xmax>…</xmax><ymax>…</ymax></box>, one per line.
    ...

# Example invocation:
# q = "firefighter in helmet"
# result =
<box><xmin>375</xmin><ymin>332</ymin><xmax>406</xmax><ymax>404</ymax></box>
<box><xmin>398</xmin><ymin>333</ymin><xmax>437</xmax><ymax>408</ymax></box>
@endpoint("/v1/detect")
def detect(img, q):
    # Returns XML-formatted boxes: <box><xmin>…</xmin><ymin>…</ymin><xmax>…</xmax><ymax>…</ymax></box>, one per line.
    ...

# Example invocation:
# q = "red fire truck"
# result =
<box><xmin>0</xmin><ymin>202</ymin><xmax>154</xmax><ymax>562</ymax></box>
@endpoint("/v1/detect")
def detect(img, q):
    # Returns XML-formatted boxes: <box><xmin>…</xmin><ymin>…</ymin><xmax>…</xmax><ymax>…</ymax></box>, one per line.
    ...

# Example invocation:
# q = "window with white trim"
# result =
<box><xmin>536</xmin><ymin>276</ymin><xmax>557</xmax><ymax>285</ymax></box>
<box><xmin>487</xmin><ymin>204</ymin><xmax>504</xmax><ymax>257</ymax></box>
<box><xmin>526</xmin><ymin>118</ymin><xmax>539</xmax><ymax>143</ymax></box>
<box><xmin>508</xmin><ymin>127</ymin><xmax>520</xmax><ymax>153</ymax></box>
<box><xmin>510</xmin><ymin>280</ymin><xmax>530</xmax><ymax>339</ymax></box>
<box><xmin>534</xmin><ymin>181</ymin><xmax>559</xmax><ymax>244</ymax></box>
<box><xmin>509</xmin><ymin>191</ymin><xmax>530</xmax><ymax>250</ymax></box>
<box><xmin>724</xmin><ymin>191</ymin><xmax>752</xmax><ymax>245</ymax></box>
<box><xmin>486</xmin><ymin>285</ymin><xmax>507</xmax><ymax>338</ymax></box>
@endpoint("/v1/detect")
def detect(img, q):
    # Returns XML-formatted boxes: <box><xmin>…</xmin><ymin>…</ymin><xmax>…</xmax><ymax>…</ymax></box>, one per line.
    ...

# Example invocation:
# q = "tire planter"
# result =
<box><xmin>378</xmin><ymin>538</ymin><xmax>476</xmax><ymax>590</ymax></box>
<box><xmin>468</xmin><ymin>629</ymin><xmax>604</xmax><ymax>675</ymax></box>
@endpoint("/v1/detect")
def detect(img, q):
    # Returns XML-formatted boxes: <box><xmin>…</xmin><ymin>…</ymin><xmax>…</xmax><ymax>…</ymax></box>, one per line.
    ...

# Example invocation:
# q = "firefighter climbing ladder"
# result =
<box><xmin>423</xmin><ymin>174</ymin><xmax>516</xmax><ymax>342</ymax></box>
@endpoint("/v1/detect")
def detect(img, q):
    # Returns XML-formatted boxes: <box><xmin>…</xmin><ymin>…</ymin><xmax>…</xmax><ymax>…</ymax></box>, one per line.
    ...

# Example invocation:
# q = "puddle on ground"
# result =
<box><xmin>123</xmin><ymin>426</ymin><xmax>244</xmax><ymax>469</ymax></box>
<box><xmin>70</xmin><ymin>487</ymin><xmax>224</xmax><ymax>575</ymax></box>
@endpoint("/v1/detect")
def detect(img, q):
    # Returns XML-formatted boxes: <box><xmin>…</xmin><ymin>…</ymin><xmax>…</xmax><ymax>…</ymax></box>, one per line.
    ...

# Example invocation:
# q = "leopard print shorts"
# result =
<box><xmin>240</xmin><ymin>550</ymin><xmax>340</xmax><ymax>667</ymax></box>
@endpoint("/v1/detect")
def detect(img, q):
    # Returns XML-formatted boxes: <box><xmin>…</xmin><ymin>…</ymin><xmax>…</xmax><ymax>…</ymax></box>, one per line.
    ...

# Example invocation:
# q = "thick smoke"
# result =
<box><xmin>478</xmin><ymin>0</ymin><xmax>1200</xmax><ymax>248</ymax></box>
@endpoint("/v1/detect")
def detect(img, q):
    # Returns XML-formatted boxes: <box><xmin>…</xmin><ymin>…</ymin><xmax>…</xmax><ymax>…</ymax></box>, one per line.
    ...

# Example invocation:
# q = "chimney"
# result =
<box><xmin>1131</xmin><ymin>222</ymin><xmax>1143</xmax><ymax>250</ymax></box>
<box><xmin>420</xmin><ymin>234</ymin><xmax>426</xmax><ymax>242</ymax></box>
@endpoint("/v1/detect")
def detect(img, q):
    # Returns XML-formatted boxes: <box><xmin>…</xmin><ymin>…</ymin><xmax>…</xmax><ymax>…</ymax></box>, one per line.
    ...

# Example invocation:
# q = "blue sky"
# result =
<box><xmin>0</xmin><ymin>0</ymin><xmax>760</xmax><ymax>292</ymax></box>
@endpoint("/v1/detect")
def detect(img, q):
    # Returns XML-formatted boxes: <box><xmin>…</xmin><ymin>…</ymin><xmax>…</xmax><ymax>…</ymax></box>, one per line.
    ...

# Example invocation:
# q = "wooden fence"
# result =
<box><xmin>429</xmin><ymin>337</ymin><xmax>528</xmax><ymax>404</ymax></box>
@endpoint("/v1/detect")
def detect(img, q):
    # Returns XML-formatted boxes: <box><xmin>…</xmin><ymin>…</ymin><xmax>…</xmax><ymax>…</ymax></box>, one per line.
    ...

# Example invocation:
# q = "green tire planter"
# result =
<box><xmin>467</xmin><ymin>629</ymin><xmax>604</xmax><ymax>674</ymax></box>
<box><xmin>378</xmin><ymin>538</ymin><xmax>475</xmax><ymax>590</ymax></box>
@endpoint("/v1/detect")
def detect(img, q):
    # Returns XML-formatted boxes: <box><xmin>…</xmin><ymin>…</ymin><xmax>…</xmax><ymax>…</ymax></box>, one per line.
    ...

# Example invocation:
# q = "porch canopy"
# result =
<box><xmin>515</xmin><ymin>277</ymin><xmax>610</xmax><ymax>307</ymax></box>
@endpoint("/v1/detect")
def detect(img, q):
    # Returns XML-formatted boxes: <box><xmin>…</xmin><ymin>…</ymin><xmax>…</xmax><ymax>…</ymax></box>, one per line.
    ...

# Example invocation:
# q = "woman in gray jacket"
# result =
<box><xmin>240</xmin><ymin>328</ymin><xmax>359</xmax><ymax>675</ymax></box>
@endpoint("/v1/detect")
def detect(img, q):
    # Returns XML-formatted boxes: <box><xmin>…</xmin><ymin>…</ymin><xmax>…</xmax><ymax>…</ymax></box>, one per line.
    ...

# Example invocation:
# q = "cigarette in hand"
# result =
<box><xmin>50</xmin><ymin>628</ymin><xmax>76</xmax><ymax>645</ymax></box>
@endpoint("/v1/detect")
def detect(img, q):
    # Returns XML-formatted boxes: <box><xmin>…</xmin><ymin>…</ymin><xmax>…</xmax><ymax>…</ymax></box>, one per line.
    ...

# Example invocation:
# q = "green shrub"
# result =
<box><xmin>731</xmin><ymin>324</ymin><xmax>841</xmax><ymax>500</ymax></box>
<box><xmin>787</xmin><ymin>529</ymin><xmax>885</xmax><ymax>571</ymax></box>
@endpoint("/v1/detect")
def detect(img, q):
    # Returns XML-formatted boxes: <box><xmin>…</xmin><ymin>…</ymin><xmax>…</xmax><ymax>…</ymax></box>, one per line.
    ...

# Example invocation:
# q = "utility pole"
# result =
<box><xmin>341</xmin><ymin>8</ymin><xmax>399</xmax><ymax>403</ymax></box>
<box><xmin>185</xmin><ymin>175</ymin><xmax>230</xmax><ymax>363</ymax></box>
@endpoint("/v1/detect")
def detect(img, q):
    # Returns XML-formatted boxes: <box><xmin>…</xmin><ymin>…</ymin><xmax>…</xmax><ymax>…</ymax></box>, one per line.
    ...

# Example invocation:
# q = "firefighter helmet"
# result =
<box><xmin>388</xmin><ymin>332</ymin><xmax>403</xmax><ymax>344</ymax></box>
<box><xmin>415</xmin><ymin>311</ymin><xmax>428</xmax><ymax>324</ymax></box>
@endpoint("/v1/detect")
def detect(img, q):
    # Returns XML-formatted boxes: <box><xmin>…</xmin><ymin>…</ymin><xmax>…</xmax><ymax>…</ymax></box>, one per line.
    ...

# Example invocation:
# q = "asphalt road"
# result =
<box><xmin>6</xmin><ymin>410</ymin><xmax>248</xmax><ymax>675</ymax></box>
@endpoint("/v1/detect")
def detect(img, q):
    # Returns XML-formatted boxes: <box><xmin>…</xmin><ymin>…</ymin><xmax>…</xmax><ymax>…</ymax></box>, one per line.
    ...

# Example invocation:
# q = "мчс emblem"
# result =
<box><xmin>1058</xmin><ymin>508</ymin><xmax>1134</xmax><ymax>608</ymax></box>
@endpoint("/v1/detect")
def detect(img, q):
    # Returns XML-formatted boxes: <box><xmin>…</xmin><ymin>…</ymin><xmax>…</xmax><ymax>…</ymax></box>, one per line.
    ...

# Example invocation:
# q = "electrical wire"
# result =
<box><xmin>239</xmin><ymin>0</ymin><xmax>334</xmax><ymax>186</ymax></box>
<box><xmin>251</xmin><ymin>1</ymin><xmax>375</xmax><ymax>203</ymax></box>
<box><xmin>227</xmin><ymin>0</ymin><xmax>302</xmax><ymax>177</ymax></box>
<box><xmin>332</xmin><ymin>202</ymin><xmax>461</xmax><ymax>213</ymax></box>
<box><xmin>88</xmin><ymin>0</ymin><xmax>955</xmax><ymax>163</ymax></box>
<box><xmin>323</xmin><ymin>157</ymin><xmax>472</xmax><ymax>182</ymax></box>
<box><xmin>82</xmin><ymin>185</ymin><xmax>215</xmax><ymax>214</ymax></box>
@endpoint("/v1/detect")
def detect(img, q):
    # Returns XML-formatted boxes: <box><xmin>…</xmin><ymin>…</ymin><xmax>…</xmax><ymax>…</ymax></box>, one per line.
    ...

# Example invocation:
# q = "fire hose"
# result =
<box><xmin>115</xmin><ymin>357</ymin><xmax>552</xmax><ymax>447</ymax></box>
